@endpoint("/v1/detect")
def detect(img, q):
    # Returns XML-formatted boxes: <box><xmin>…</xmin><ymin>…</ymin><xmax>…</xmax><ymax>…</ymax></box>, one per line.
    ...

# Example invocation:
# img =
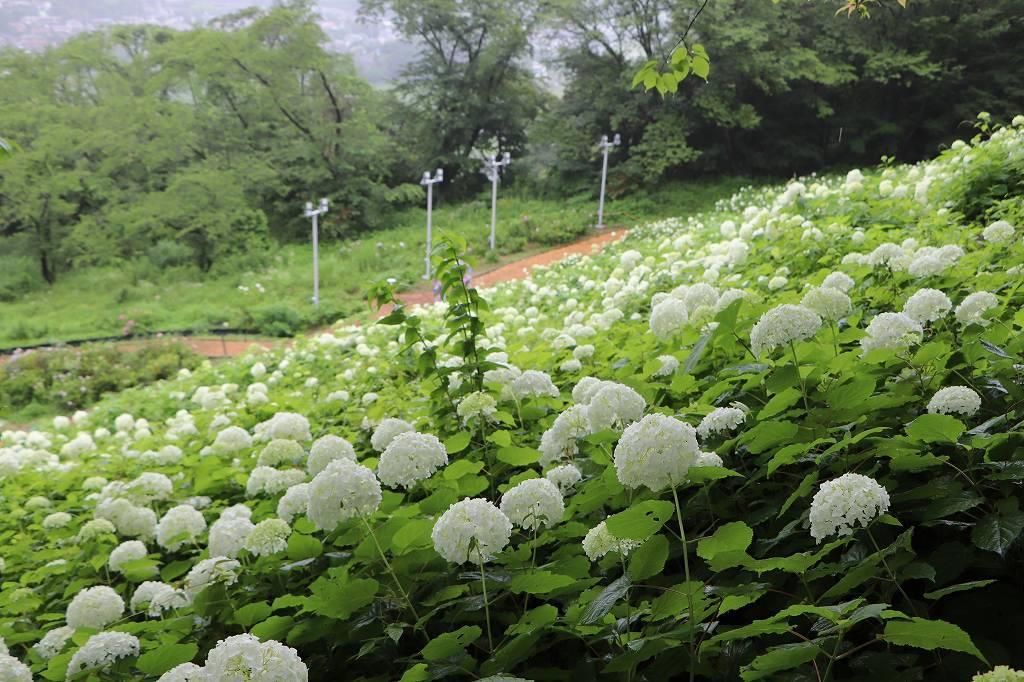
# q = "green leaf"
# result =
<box><xmin>136</xmin><ymin>643</ymin><xmax>198</xmax><ymax>676</ymax></box>
<box><xmin>391</xmin><ymin>519</ymin><xmax>434</xmax><ymax>553</ymax></box>
<box><xmin>605</xmin><ymin>500</ymin><xmax>675</xmax><ymax>541</ymax></box>
<box><xmin>234</xmin><ymin>601</ymin><xmax>272</xmax><ymax>627</ymax></box>
<box><xmin>496</xmin><ymin>446</ymin><xmax>539</xmax><ymax>466</ymax></box>
<box><xmin>251</xmin><ymin>615</ymin><xmax>295</xmax><ymax>641</ymax></box>
<box><xmin>688</xmin><ymin>465</ymin><xmax>742</xmax><ymax>483</ymax></box>
<box><xmin>444</xmin><ymin>431</ymin><xmax>472</xmax><ymax>454</ymax></box>
<box><xmin>443</xmin><ymin>459</ymin><xmax>484</xmax><ymax>480</ymax></box>
<box><xmin>882</xmin><ymin>617</ymin><xmax>987</xmax><ymax>662</ymax></box>
<box><xmin>421</xmin><ymin>625</ymin><xmax>481</xmax><ymax>661</ymax></box>
<box><xmin>905</xmin><ymin>413</ymin><xmax>965</xmax><ymax>443</ymax></box>
<box><xmin>741</xmin><ymin>642</ymin><xmax>824</xmax><ymax>681</ymax></box>
<box><xmin>628</xmin><ymin>534</ymin><xmax>669</xmax><ymax>581</ymax></box>
<box><xmin>486</xmin><ymin>430</ymin><xmax>512</xmax><ymax>447</ymax></box>
<box><xmin>578</xmin><ymin>575</ymin><xmax>631</xmax><ymax>625</ymax></box>
<box><xmin>509</xmin><ymin>571</ymin><xmax>576</xmax><ymax>595</ymax></box>
<box><xmin>757</xmin><ymin>387</ymin><xmax>802</xmax><ymax>419</ymax></box>
<box><xmin>971</xmin><ymin>498</ymin><xmax>1024</xmax><ymax>556</ymax></box>
<box><xmin>307</xmin><ymin>577</ymin><xmax>379</xmax><ymax>620</ymax></box>
<box><xmin>286</xmin><ymin>533</ymin><xmax>323</xmax><ymax>561</ymax></box>
<box><xmin>697</xmin><ymin>521</ymin><xmax>753</xmax><ymax>571</ymax></box>
<box><xmin>923</xmin><ymin>580</ymin><xmax>996</xmax><ymax>601</ymax></box>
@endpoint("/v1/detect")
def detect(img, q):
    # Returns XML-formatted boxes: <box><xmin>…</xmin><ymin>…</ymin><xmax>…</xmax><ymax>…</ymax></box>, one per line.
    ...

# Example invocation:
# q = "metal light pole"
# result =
<box><xmin>421</xmin><ymin>168</ymin><xmax>444</xmax><ymax>279</ymax></box>
<box><xmin>596</xmin><ymin>133</ymin><xmax>621</xmax><ymax>229</ymax></box>
<box><xmin>303</xmin><ymin>197</ymin><xmax>329</xmax><ymax>306</ymax></box>
<box><xmin>483</xmin><ymin>152</ymin><xmax>512</xmax><ymax>251</ymax></box>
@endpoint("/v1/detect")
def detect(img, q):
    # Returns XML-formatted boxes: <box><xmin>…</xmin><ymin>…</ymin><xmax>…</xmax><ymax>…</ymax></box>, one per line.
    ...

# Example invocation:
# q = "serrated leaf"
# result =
<box><xmin>628</xmin><ymin>535</ymin><xmax>669</xmax><ymax>581</ymax></box>
<box><xmin>971</xmin><ymin>498</ymin><xmax>1024</xmax><ymax>556</ymax></box>
<box><xmin>421</xmin><ymin>625</ymin><xmax>481</xmax><ymax>661</ymax></box>
<box><xmin>509</xmin><ymin>571</ymin><xmax>576</xmax><ymax>595</ymax></box>
<box><xmin>906</xmin><ymin>413</ymin><xmax>965</xmax><ymax>443</ymax></box>
<box><xmin>923</xmin><ymin>580</ymin><xmax>996</xmax><ymax>601</ymax></box>
<box><xmin>882</xmin><ymin>617</ymin><xmax>987</xmax><ymax>662</ymax></box>
<box><xmin>579</xmin><ymin>575</ymin><xmax>631</xmax><ymax>625</ymax></box>
<box><xmin>605</xmin><ymin>500</ymin><xmax>675</xmax><ymax>541</ymax></box>
<box><xmin>697</xmin><ymin>521</ymin><xmax>753</xmax><ymax>571</ymax></box>
<box><xmin>444</xmin><ymin>431</ymin><xmax>471</xmax><ymax>454</ymax></box>
<box><xmin>136</xmin><ymin>643</ymin><xmax>198</xmax><ymax>676</ymax></box>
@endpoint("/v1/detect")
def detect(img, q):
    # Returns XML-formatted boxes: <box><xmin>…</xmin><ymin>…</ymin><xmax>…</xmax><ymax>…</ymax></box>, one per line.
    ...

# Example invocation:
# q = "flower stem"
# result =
<box><xmin>362</xmin><ymin>517</ymin><xmax>420</xmax><ymax>624</ymax></box>
<box><xmin>867</xmin><ymin>528</ymin><xmax>918</xmax><ymax>616</ymax></box>
<box><xmin>671</xmin><ymin>484</ymin><xmax>697</xmax><ymax>682</ymax></box>
<box><xmin>789</xmin><ymin>341</ymin><xmax>810</xmax><ymax>412</ymax></box>
<box><xmin>478</xmin><ymin>553</ymin><xmax>494</xmax><ymax>651</ymax></box>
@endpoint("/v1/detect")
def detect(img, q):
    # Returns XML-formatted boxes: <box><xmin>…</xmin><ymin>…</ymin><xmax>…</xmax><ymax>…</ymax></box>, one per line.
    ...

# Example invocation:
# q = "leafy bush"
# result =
<box><xmin>0</xmin><ymin>341</ymin><xmax>201</xmax><ymax>415</ymax></box>
<box><xmin>0</xmin><ymin>118</ymin><xmax>1022</xmax><ymax>681</ymax></box>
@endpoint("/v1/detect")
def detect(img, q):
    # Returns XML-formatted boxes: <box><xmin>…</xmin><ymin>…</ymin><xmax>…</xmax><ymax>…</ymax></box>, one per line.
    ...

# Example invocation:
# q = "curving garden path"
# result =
<box><xmin>2</xmin><ymin>229</ymin><xmax>628</xmax><ymax>363</ymax></box>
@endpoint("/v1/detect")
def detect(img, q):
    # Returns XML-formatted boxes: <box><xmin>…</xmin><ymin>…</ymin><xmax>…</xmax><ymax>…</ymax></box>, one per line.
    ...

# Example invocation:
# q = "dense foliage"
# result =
<box><xmin>0</xmin><ymin>116</ymin><xmax>1021</xmax><ymax>680</ymax></box>
<box><xmin>3</xmin><ymin>0</ymin><xmax>1023</xmax><ymax>287</ymax></box>
<box><xmin>0</xmin><ymin>342</ymin><xmax>201</xmax><ymax>417</ymax></box>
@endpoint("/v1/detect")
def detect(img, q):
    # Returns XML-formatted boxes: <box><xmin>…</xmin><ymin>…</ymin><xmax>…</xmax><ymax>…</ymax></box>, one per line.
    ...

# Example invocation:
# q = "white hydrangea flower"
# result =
<box><xmin>156</xmin><ymin>505</ymin><xmax>207</xmax><ymax>551</ymax></box>
<box><xmin>185</xmin><ymin>557</ymin><xmax>240</xmax><ymax>596</ymax></box>
<box><xmin>538</xmin><ymin>404</ymin><xmax>591</xmax><ymax>466</ymax></box>
<box><xmin>587</xmin><ymin>382</ymin><xmax>646</xmax><ymax>431</ymax></box>
<box><xmin>768</xmin><ymin>275</ymin><xmax>788</xmax><ymax>291</ymax></box>
<box><xmin>212</xmin><ymin>426</ymin><xmax>252</xmax><ymax>454</ymax></box>
<box><xmin>545</xmin><ymin>464</ymin><xmax>582</xmax><ymax>493</ymax></box>
<box><xmin>955</xmin><ymin>292</ymin><xmax>999</xmax><ymax>327</ymax></box>
<box><xmin>653</xmin><ymin>355</ymin><xmax>679</xmax><ymax>377</ymax></box>
<box><xmin>649</xmin><ymin>297</ymin><xmax>689</xmax><ymax>340</ymax></box>
<box><xmin>512</xmin><ymin>370</ymin><xmax>560</xmax><ymax>400</ymax></box>
<box><xmin>456</xmin><ymin>392</ymin><xmax>498</xmax><ymax>425</ymax></box>
<box><xmin>750</xmin><ymin>304</ymin><xmax>822</xmax><ymax>357</ymax></box>
<box><xmin>250</xmin><ymin>362</ymin><xmax>267</xmax><ymax>379</ymax></box>
<box><xmin>204</xmin><ymin>634</ymin><xmax>307</xmax><ymax>681</ymax></box>
<box><xmin>157</xmin><ymin>662</ymin><xmax>208</xmax><ymax>682</ymax></box>
<box><xmin>306</xmin><ymin>459</ymin><xmax>382</xmax><ymax>531</ymax></box>
<box><xmin>78</xmin><ymin>518</ymin><xmax>116</xmax><ymax>542</ymax></box>
<box><xmin>927</xmin><ymin>386</ymin><xmax>982</xmax><ymax>417</ymax></box>
<box><xmin>109</xmin><ymin>540</ymin><xmax>148</xmax><ymax>573</ymax></box>
<box><xmin>903</xmin><ymin>288</ymin><xmax>952</xmax><ymax>324</ymax></box>
<box><xmin>582</xmin><ymin>521</ymin><xmax>642</xmax><ymax>561</ymax></box>
<box><xmin>246</xmin><ymin>467</ymin><xmax>306</xmax><ymax>498</ymax></box>
<box><xmin>860</xmin><ymin>312</ymin><xmax>923</xmax><ymax>354</ymax></box>
<box><xmin>560</xmin><ymin>358</ymin><xmax>583</xmax><ymax>373</ymax></box>
<box><xmin>94</xmin><ymin>498</ymin><xmax>157</xmax><ymax>540</ymax></box>
<box><xmin>499</xmin><ymin>479</ymin><xmax>565</xmax><ymax>530</ymax></box>
<box><xmin>66</xmin><ymin>585</ymin><xmax>125</xmax><ymax>629</ymax></box>
<box><xmin>573</xmin><ymin>344</ymin><xmax>595</xmax><ymax>360</ymax></box>
<box><xmin>277</xmin><ymin>483</ymin><xmax>311</xmax><ymax>524</ymax></box>
<box><xmin>42</xmin><ymin>511</ymin><xmax>72</xmax><ymax>529</ymax></box>
<box><xmin>67</xmin><ymin>631</ymin><xmax>140</xmax><ymax>678</ymax></box>
<box><xmin>307</xmin><ymin>435</ymin><xmax>357</xmax><ymax>476</ymax></box>
<box><xmin>257</xmin><ymin>439</ymin><xmax>305</xmax><ymax>467</ymax></box>
<box><xmin>697</xmin><ymin>407</ymin><xmax>747</xmax><ymax>439</ymax></box>
<box><xmin>0</xmin><ymin>652</ymin><xmax>31</xmax><ymax>681</ymax></box>
<box><xmin>130</xmin><ymin>581</ymin><xmax>190</xmax><ymax>617</ymax></box>
<box><xmin>822</xmin><ymin>271</ymin><xmax>855</xmax><ymax>293</ymax></box>
<box><xmin>208</xmin><ymin>515</ymin><xmax>255</xmax><ymax>559</ymax></box>
<box><xmin>614</xmin><ymin>414</ymin><xmax>700</xmax><ymax>491</ymax></box>
<box><xmin>801</xmin><ymin>286</ymin><xmax>852</xmax><ymax>322</ymax></box>
<box><xmin>253</xmin><ymin>412</ymin><xmax>311</xmax><ymax>442</ymax></box>
<box><xmin>377</xmin><ymin>432</ymin><xmax>448</xmax><ymax>489</ymax></box>
<box><xmin>61</xmin><ymin>433</ymin><xmax>96</xmax><ymax>457</ymax></box>
<box><xmin>244</xmin><ymin>519</ymin><xmax>291</xmax><ymax>557</ymax></box>
<box><xmin>370</xmin><ymin>418</ymin><xmax>415</xmax><ymax>452</ymax></box>
<box><xmin>696</xmin><ymin>451</ymin><xmax>724</xmax><ymax>467</ymax></box>
<box><xmin>809</xmin><ymin>473</ymin><xmax>890</xmax><ymax>542</ymax></box>
<box><xmin>431</xmin><ymin>498</ymin><xmax>512</xmax><ymax>564</ymax></box>
<box><xmin>983</xmin><ymin>220</ymin><xmax>1015</xmax><ymax>244</ymax></box>
<box><xmin>34</xmin><ymin>625</ymin><xmax>75</xmax><ymax>660</ymax></box>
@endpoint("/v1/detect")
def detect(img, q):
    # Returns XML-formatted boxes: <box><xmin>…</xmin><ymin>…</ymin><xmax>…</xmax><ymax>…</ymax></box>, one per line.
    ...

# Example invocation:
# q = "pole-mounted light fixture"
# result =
<box><xmin>420</xmin><ymin>168</ymin><xmax>444</xmax><ymax>280</ymax></box>
<box><xmin>596</xmin><ymin>133</ymin><xmax>620</xmax><ymax>229</ymax></box>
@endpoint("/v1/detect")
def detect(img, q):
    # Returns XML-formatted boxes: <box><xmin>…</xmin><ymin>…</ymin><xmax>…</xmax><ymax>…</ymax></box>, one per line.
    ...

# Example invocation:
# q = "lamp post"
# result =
<box><xmin>420</xmin><ymin>168</ymin><xmax>444</xmax><ymax>279</ymax></box>
<box><xmin>303</xmin><ymin>197</ymin><xmax>329</xmax><ymax>306</ymax></box>
<box><xmin>596</xmin><ymin>133</ymin><xmax>620</xmax><ymax>229</ymax></box>
<box><xmin>483</xmin><ymin>152</ymin><xmax>512</xmax><ymax>251</ymax></box>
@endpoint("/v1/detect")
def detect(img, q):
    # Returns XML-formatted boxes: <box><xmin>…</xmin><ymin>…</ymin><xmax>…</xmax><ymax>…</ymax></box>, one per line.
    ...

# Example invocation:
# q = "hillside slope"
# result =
<box><xmin>0</xmin><ymin>116</ymin><xmax>1022</xmax><ymax>680</ymax></box>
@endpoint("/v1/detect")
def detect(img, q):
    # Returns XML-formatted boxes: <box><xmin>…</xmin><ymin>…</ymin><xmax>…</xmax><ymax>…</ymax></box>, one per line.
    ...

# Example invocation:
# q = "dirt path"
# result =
<box><xmin>2</xmin><ymin>229</ymin><xmax>628</xmax><ymax>365</ymax></box>
<box><xmin>385</xmin><ymin>229</ymin><xmax>627</xmax><ymax>309</ymax></box>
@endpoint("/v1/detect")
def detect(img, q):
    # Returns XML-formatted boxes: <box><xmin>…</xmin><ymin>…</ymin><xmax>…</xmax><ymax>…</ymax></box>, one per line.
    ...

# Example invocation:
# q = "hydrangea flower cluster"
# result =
<box><xmin>582</xmin><ymin>521</ymin><xmax>643</xmax><ymax>561</ymax></box>
<box><xmin>927</xmin><ymin>386</ymin><xmax>982</xmax><ymax>417</ymax></box>
<box><xmin>307</xmin><ymin>459</ymin><xmax>382</xmax><ymax>530</ymax></box>
<box><xmin>499</xmin><ymin>478</ymin><xmax>565</xmax><ymax>530</ymax></box>
<box><xmin>431</xmin><ymin>498</ymin><xmax>512</xmax><ymax>564</ymax></box>
<box><xmin>377</xmin><ymin>432</ymin><xmax>448</xmax><ymax>488</ymax></box>
<box><xmin>750</xmin><ymin>304</ymin><xmax>822</xmax><ymax>357</ymax></box>
<box><xmin>613</xmin><ymin>414</ymin><xmax>700</xmax><ymax>491</ymax></box>
<box><xmin>809</xmin><ymin>473</ymin><xmax>891</xmax><ymax>542</ymax></box>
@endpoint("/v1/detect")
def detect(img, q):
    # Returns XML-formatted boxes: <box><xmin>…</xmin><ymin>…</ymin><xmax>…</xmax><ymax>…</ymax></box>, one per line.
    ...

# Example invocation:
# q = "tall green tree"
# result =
<box><xmin>360</xmin><ymin>0</ymin><xmax>546</xmax><ymax>195</ymax></box>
